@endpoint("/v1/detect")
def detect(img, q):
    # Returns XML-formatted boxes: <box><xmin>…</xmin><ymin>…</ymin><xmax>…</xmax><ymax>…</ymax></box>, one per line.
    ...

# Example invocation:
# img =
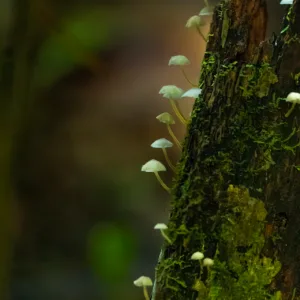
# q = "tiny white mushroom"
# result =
<box><xmin>168</xmin><ymin>55</ymin><xmax>190</xmax><ymax>66</ymax></box>
<box><xmin>280</xmin><ymin>0</ymin><xmax>293</xmax><ymax>4</ymax></box>
<box><xmin>168</xmin><ymin>55</ymin><xmax>197</xmax><ymax>87</ymax></box>
<box><xmin>133</xmin><ymin>276</ymin><xmax>153</xmax><ymax>300</ymax></box>
<box><xmin>186</xmin><ymin>15</ymin><xmax>202</xmax><ymax>28</ymax></box>
<box><xmin>156</xmin><ymin>113</ymin><xmax>181</xmax><ymax>150</ymax></box>
<box><xmin>286</xmin><ymin>92</ymin><xmax>300</xmax><ymax>103</ymax></box>
<box><xmin>159</xmin><ymin>85</ymin><xmax>188</xmax><ymax>126</ymax></box>
<box><xmin>199</xmin><ymin>6</ymin><xmax>214</xmax><ymax>16</ymax></box>
<box><xmin>151</xmin><ymin>138</ymin><xmax>176</xmax><ymax>172</ymax></box>
<box><xmin>154</xmin><ymin>223</ymin><xmax>172</xmax><ymax>244</ymax></box>
<box><xmin>185</xmin><ymin>15</ymin><xmax>207</xmax><ymax>42</ymax></box>
<box><xmin>159</xmin><ymin>85</ymin><xmax>184</xmax><ymax>99</ymax></box>
<box><xmin>191</xmin><ymin>251</ymin><xmax>205</xmax><ymax>260</ymax></box>
<box><xmin>203</xmin><ymin>258</ymin><xmax>214</xmax><ymax>267</ymax></box>
<box><xmin>285</xmin><ymin>92</ymin><xmax>300</xmax><ymax>117</ymax></box>
<box><xmin>181</xmin><ymin>88</ymin><xmax>202</xmax><ymax>99</ymax></box>
<box><xmin>191</xmin><ymin>251</ymin><xmax>205</xmax><ymax>277</ymax></box>
<box><xmin>141</xmin><ymin>159</ymin><xmax>170</xmax><ymax>193</ymax></box>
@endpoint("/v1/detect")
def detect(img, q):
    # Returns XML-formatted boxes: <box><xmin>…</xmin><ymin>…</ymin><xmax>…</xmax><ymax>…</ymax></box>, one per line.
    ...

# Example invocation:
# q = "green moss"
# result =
<box><xmin>238</xmin><ymin>63</ymin><xmax>278</xmax><ymax>98</ymax></box>
<box><xmin>206</xmin><ymin>185</ymin><xmax>281</xmax><ymax>300</ymax></box>
<box><xmin>221</xmin><ymin>9</ymin><xmax>229</xmax><ymax>48</ymax></box>
<box><xmin>294</xmin><ymin>72</ymin><xmax>300</xmax><ymax>86</ymax></box>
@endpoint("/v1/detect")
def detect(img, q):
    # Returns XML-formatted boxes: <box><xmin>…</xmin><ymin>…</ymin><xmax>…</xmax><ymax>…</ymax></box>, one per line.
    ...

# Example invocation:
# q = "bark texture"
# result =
<box><xmin>152</xmin><ymin>0</ymin><xmax>300</xmax><ymax>299</ymax></box>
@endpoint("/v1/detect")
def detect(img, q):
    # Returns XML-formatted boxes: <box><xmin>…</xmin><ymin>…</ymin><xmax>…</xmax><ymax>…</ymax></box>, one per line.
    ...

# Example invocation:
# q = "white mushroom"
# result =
<box><xmin>203</xmin><ymin>258</ymin><xmax>214</xmax><ymax>267</ymax></box>
<box><xmin>168</xmin><ymin>55</ymin><xmax>197</xmax><ymax>87</ymax></box>
<box><xmin>159</xmin><ymin>85</ymin><xmax>188</xmax><ymax>126</ymax></box>
<box><xmin>168</xmin><ymin>55</ymin><xmax>190</xmax><ymax>66</ymax></box>
<box><xmin>154</xmin><ymin>223</ymin><xmax>172</xmax><ymax>244</ymax></box>
<box><xmin>185</xmin><ymin>15</ymin><xmax>207</xmax><ymax>42</ymax></box>
<box><xmin>156</xmin><ymin>113</ymin><xmax>181</xmax><ymax>150</ymax></box>
<box><xmin>141</xmin><ymin>159</ymin><xmax>170</xmax><ymax>193</ymax></box>
<box><xmin>186</xmin><ymin>15</ymin><xmax>202</xmax><ymax>28</ymax></box>
<box><xmin>181</xmin><ymin>88</ymin><xmax>202</xmax><ymax>99</ymax></box>
<box><xmin>133</xmin><ymin>276</ymin><xmax>153</xmax><ymax>300</ymax></box>
<box><xmin>285</xmin><ymin>92</ymin><xmax>300</xmax><ymax>117</ymax></box>
<box><xmin>199</xmin><ymin>6</ymin><xmax>214</xmax><ymax>16</ymax></box>
<box><xmin>191</xmin><ymin>251</ymin><xmax>205</xmax><ymax>261</ymax></box>
<box><xmin>151</xmin><ymin>138</ymin><xmax>176</xmax><ymax>172</ymax></box>
<box><xmin>280</xmin><ymin>0</ymin><xmax>293</xmax><ymax>4</ymax></box>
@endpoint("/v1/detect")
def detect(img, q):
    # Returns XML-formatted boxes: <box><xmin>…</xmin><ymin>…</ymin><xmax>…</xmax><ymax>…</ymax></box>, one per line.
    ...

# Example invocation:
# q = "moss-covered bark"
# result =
<box><xmin>152</xmin><ymin>0</ymin><xmax>300</xmax><ymax>299</ymax></box>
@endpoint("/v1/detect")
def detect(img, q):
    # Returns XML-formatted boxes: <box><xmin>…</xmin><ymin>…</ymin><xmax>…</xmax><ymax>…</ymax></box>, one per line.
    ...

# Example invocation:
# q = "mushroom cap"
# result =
<box><xmin>156</xmin><ymin>112</ymin><xmax>175</xmax><ymax>125</ymax></box>
<box><xmin>141</xmin><ymin>159</ymin><xmax>166</xmax><ymax>172</ymax></box>
<box><xmin>280</xmin><ymin>0</ymin><xmax>293</xmax><ymax>4</ymax></box>
<box><xmin>181</xmin><ymin>88</ymin><xmax>202</xmax><ymax>99</ymax></box>
<box><xmin>286</xmin><ymin>92</ymin><xmax>300</xmax><ymax>104</ymax></box>
<box><xmin>185</xmin><ymin>15</ymin><xmax>202</xmax><ymax>28</ymax></box>
<box><xmin>168</xmin><ymin>55</ymin><xmax>190</xmax><ymax>66</ymax></box>
<box><xmin>133</xmin><ymin>276</ymin><xmax>153</xmax><ymax>287</ymax></box>
<box><xmin>159</xmin><ymin>85</ymin><xmax>184</xmax><ymax>99</ymax></box>
<box><xmin>191</xmin><ymin>251</ymin><xmax>204</xmax><ymax>260</ymax></box>
<box><xmin>154</xmin><ymin>223</ymin><xmax>168</xmax><ymax>230</ymax></box>
<box><xmin>151</xmin><ymin>138</ymin><xmax>173</xmax><ymax>149</ymax></box>
<box><xmin>203</xmin><ymin>258</ymin><xmax>214</xmax><ymax>267</ymax></box>
<box><xmin>199</xmin><ymin>6</ymin><xmax>214</xmax><ymax>16</ymax></box>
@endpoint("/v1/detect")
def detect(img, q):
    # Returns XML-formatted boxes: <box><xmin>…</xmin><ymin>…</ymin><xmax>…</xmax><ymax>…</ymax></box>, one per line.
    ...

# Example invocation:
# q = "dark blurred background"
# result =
<box><xmin>0</xmin><ymin>0</ymin><xmax>286</xmax><ymax>299</ymax></box>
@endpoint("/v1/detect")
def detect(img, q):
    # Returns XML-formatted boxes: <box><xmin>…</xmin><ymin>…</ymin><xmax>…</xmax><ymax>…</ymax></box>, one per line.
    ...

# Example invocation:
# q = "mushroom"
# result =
<box><xmin>191</xmin><ymin>251</ymin><xmax>205</xmax><ymax>261</ymax></box>
<box><xmin>168</xmin><ymin>55</ymin><xmax>190</xmax><ymax>66</ymax></box>
<box><xmin>151</xmin><ymin>138</ymin><xmax>176</xmax><ymax>172</ymax></box>
<box><xmin>141</xmin><ymin>159</ymin><xmax>170</xmax><ymax>193</ymax></box>
<box><xmin>199</xmin><ymin>6</ymin><xmax>214</xmax><ymax>16</ymax></box>
<box><xmin>203</xmin><ymin>258</ymin><xmax>214</xmax><ymax>267</ymax></box>
<box><xmin>159</xmin><ymin>85</ymin><xmax>188</xmax><ymax>126</ymax></box>
<box><xmin>185</xmin><ymin>15</ymin><xmax>207</xmax><ymax>42</ymax></box>
<box><xmin>280</xmin><ymin>0</ymin><xmax>293</xmax><ymax>4</ymax></box>
<box><xmin>191</xmin><ymin>251</ymin><xmax>205</xmax><ymax>277</ymax></box>
<box><xmin>156</xmin><ymin>112</ymin><xmax>181</xmax><ymax>150</ymax></box>
<box><xmin>154</xmin><ymin>223</ymin><xmax>172</xmax><ymax>244</ymax></box>
<box><xmin>181</xmin><ymin>88</ymin><xmax>202</xmax><ymax>99</ymax></box>
<box><xmin>285</xmin><ymin>92</ymin><xmax>300</xmax><ymax>117</ymax></box>
<box><xmin>133</xmin><ymin>276</ymin><xmax>153</xmax><ymax>300</ymax></box>
<box><xmin>168</xmin><ymin>55</ymin><xmax>197</xmax><ymax>87</ymax></box>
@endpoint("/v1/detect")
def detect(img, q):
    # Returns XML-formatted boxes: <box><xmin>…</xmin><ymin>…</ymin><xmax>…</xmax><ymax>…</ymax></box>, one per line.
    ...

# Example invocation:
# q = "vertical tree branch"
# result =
<box><xmin>152</xmin><ymin>0</ymin><xmax>300</xmax><ymax>299</ymax></box>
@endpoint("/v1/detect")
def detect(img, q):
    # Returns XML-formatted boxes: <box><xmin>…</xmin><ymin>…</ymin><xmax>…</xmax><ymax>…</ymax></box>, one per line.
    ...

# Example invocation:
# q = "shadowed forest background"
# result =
<box><xmin>0</xmin><ymin>0</ymin><xmax>286</xmax><ymax>299</ymax></box>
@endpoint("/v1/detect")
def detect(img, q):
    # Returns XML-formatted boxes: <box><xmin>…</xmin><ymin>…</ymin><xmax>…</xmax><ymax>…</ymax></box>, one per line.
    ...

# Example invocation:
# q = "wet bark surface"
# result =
<box><xmin>152</xmin><ymin>0</ymin><xmax>300</xmax><ymax>299</ymax></box>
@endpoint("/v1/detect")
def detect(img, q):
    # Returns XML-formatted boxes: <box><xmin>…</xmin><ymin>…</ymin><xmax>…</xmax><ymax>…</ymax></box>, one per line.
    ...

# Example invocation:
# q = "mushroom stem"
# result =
<box><xmin>199</xmin><ymin>261</ymin><xmax>203</xmax><ymax>278</ymax></box>
<box><xmin>180</xmin><ymin>68</ymin><xmax>197</xmax><ymax>87</ymax></box>
<box><xmin>169</xmin><ymin>99</ymin><xmax>188</xmax><ymax>126</ymax></box>
<box><xmin>143</xmin><ymin>286</ymin><xmax>150</xmax><ymax>300</ymax></box>
<box><xmin>285</xmin><ymin>102</ymin><xmax>296</xmax><ymax>118</ymax></box>
<box><xmin>160</xmin><ymin>229</ymin><xmax>172</xmax><ymax>244</ymax></box>
<box><xmin>167</xmin><ymin>124</ymin><xmax>182</xmax><ymax>150</ymax></box>
<box><xmin>162</xmin><ymin>148</ymin><xmax>176</xmax><ymax>172</ymax></box>
<box><xmin>196</xmin><ymin>26</ymin><xmax>208</xmax><ymax>42</ymax></box>
<box><xmin>154</xmin><ymin>172</ymin><xmax>170</xmax><ymax>193</ymax></box>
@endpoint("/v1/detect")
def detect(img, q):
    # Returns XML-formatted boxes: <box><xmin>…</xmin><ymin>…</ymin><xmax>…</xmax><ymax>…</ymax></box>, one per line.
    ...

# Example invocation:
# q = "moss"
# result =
<box><xmin>221</xmin><ymin>9</ymin><xmax>229</xmax><ymax>48</ymax></box>
<box><xmin>205</xmin><ymin>185</ymin><xmax>281</xmax><ymax>300</ymax></box>
<box><xmin>294</xmin><ymin>72</ymin><xmax>300</xmax><ymax>86</ymax></box>
<box><xmin>154</xmin><ymin>9</ymin><xmax>297</xmax><ymax>297</ymax></box>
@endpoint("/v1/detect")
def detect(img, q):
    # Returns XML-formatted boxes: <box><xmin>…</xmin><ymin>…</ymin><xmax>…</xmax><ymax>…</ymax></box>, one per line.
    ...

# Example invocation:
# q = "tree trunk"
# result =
<box><xmin>152</xmin><ymin>0</ymin><xmax>300</xmax><ymax>299</ymax></box>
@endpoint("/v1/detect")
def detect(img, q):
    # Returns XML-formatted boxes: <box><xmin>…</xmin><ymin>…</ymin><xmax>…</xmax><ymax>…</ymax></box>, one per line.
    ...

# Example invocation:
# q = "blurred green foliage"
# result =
<box><xmin>87</xmin><ymin>222</ymin><xmax>137</xmax><ymax>283</ymax></box>
<box><xmin>36</xmin><ymin>9</ymin><xmax>125</xmax><ymax>87</ymax></box>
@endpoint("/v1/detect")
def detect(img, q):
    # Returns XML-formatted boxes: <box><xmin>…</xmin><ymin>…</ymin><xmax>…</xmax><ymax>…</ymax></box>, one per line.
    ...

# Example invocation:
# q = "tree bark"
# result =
<box><xmin>152</xmin><ymin>0</ymin><xmax>300</xmax><ymax>299</ymax></box>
